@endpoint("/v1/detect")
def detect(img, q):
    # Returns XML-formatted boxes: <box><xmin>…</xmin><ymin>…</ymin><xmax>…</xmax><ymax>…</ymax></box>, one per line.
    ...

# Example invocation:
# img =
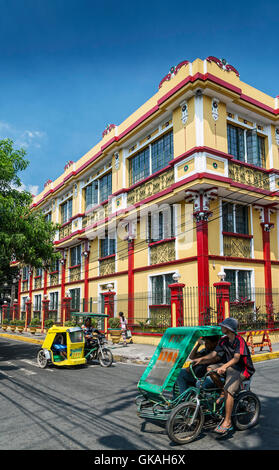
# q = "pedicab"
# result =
<box><xmin>37</xmin><ymin>312</ymin><xmax>113</xmax><ymax>368</ymax></box>
<box><xmin>136</xmin><ymin>326</ymin><xmax>261</xmax><ymax>444</ymax></box>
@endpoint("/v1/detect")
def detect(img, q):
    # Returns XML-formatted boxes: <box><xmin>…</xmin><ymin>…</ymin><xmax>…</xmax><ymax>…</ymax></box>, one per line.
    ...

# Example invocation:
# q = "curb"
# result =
<box><xmin>1</xmin><ymin>332</ymin><xmax>279</xmax><ymax>364</ymax></box>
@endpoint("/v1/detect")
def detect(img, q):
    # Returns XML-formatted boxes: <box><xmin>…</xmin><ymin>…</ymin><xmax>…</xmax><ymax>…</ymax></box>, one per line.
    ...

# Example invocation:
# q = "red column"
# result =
<box><xmin>103</xmin><ymin>291</ymin><xmax>116</xmax><ymax>335</ymax></box>
<box><xmin>18</xmin><ymin>277</ymin><xmax>22</xmax><ymax>312</ymax></box>
<box><xmin>84</xmin><ymin>254</ymin><xmax>90</xmax><ymax>312</ymax></box>
<box><xmin>62</xmin><ymin>296</ymin><xmax>72</xmax><ymax>325</ymax></box>
<box><xmin>25</xmin><ymin>300</ymin><xmax>32</xmax><ymax>331</ymax></box>
<box><xmin>213</xmin><ymin>281</ymin><xmax>231</xmax><ymax>324</ymax></box>
<box><xmin>43</xmin><ymin>270</ymin><xmax>48</xmax><ymax>296</ymax></box>
<box><xmin>42</xmin><ymin>298</ymin><xmax>50</xmax><ymax>332</ymax></box>
<box><xmin>12</xmin><ymin>300</ymin><xmax>19</xmax><ymax>321</ymax></box>
<box><xmin>195</xmin><ymin>214</ymin><xmax>211</xmax><ymax>325</ymax></box>
<box><xmin>168</xmin><ymin>283</ymin><xmax>185</xmax><ymax>327</ymax></box>
<box><xmin>261</xmin><ymin>210</ymin><xmax>274</xmax><ymax>328</ymax></box>
<box><xmin>2</xmin><ymin>302</ymin><xmax>8</xmax><ymax>323</ymax></box>
<box><xmin>60</xmin><ymin>259</ymin><xmax>66</xmax><ymax>321</ymax></box>
<box><xmin>128</xmin><ymin>238</ymin><xmax>134</xmax><ymax>326</ymax></box>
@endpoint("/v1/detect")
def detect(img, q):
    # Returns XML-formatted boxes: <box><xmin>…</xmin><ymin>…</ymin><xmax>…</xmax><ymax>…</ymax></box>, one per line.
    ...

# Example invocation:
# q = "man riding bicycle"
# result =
<box><xmin>192</xmin><ymin>317</ymin><xmax>255</xmax><ymax>436</ymax></box>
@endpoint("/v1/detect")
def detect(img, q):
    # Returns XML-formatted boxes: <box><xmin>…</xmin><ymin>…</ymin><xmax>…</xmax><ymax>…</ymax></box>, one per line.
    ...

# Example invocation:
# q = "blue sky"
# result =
<box><xmin>1</xmin><ymin>0</ymin><xmax>278</xmax><ymax>195</ymax></box>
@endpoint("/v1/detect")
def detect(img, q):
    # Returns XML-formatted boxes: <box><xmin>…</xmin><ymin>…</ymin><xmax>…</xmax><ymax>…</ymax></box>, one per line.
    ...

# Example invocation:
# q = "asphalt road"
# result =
<box><xmin>0</xmin><ymin>337</ymin><xmax>279</xmax><ymax>451</ymax></box>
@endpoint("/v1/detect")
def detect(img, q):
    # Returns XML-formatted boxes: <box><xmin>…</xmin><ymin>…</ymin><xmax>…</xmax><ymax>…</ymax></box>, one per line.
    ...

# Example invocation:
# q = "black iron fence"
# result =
<box><xmin>1</xmin><ymin>287</ymin><xmax>279</xmax><ymax>333</ymax></box>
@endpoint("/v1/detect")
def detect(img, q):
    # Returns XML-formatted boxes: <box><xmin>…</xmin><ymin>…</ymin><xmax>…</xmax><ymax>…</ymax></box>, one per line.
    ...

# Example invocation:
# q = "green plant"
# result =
<box><xmin>10</xmin><ymin>319</ymin><xmax>17</xmax><ymax>325</ymax></box>
<box><xmin>108</xmin><ymin>317</ymin><xmax>121</xmax><ymax>329</ymax></box>
<box><xmin>64</xmin><ymin>320</ymin><xmax>76</xmax><ymax>327</ymax></box>
<box><xmin>2</xmin><ymin>318</ymin><xmax>9</xmax><ymax>325</ymax></box>
<box><xmin>44</xmin><ymin>319</ymin><xmax>54</xmax><ymax>329</ymax></box>
<box><xmin>16</xmin><ymin>319</ymin><xmax>25</xmax><ymax>326</ymax></box>
<box><xmin>29</xmin><ymin>317</ymin><xmax>40</xmax><ymax>327</ymax></box>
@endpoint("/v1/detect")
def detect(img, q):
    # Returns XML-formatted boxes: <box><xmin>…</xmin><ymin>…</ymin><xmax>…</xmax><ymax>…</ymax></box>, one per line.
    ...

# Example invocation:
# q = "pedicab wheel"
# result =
<box><xmin>166</xmin><ymin>401</ymin><xmax>204</xmax><ymax>445</ymax></box>
<box><xmin>232</xmin><ymin>391</ymin><xmax>261</xmax><ymax>431</ymax></box>
<box><xmin>98</xmin><ymin>348</ymin><xmax>113</xmax><ymax>367</ymax></box>
<box><xmin>37</xmin><ymin>349</ymin><xmax>48</xmax><ymax>369</ymax></box>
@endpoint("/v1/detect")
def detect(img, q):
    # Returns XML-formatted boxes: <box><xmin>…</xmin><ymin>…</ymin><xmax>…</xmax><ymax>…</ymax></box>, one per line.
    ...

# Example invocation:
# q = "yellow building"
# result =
<box><xmin>19</xmin><ymin>56</ymin><xmax>279</xmax><ymax>338</ymax></box>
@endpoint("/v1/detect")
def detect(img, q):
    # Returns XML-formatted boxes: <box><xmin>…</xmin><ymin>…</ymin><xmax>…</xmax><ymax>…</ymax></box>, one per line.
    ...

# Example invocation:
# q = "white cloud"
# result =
<box><xmin>0</xmin><ymin>121</ymin><xmax>46</xmax><ymax>150</ymax></box>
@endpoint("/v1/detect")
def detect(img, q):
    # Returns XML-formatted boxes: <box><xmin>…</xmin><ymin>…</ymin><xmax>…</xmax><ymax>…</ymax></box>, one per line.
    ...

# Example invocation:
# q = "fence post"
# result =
<box><xmin>13</xmin><ymin>299</ymin><xmax>19</xmax><ymax>321</ymax></box>
<box><xmin>42</xmin><ymin>297</ymin><xmax>50</xmax><ymax>332</ymax></box>
<box><xmin>103</xmin><ymin>290</ymin><xmax>116</xmax><ymax>334</ymax></box>
<box><xmin>25</xmin><ymin>299</ymin><xmax>32</xmax><ymax>331</ymax></box>
<box><xmin>168</xmin><ymin>282</ymin><xmax>185</xmax><ymax>327</ymax></box>
<box><xmin>213</xmin><ymin>281</ymin><xmax>231</xmax><ymax>323</ymax></box>
<box><xmin>62</xmin><ymin>296</ymin><xmax>72</xmax><ymax>325</ymax></box>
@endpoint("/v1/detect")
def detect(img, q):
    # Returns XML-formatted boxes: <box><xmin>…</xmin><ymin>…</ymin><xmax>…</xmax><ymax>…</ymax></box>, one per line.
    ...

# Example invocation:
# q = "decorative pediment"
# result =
<box><xmin>206</xmin><ymin>56</ymin><xmax>239</xmax><ymax>77</ymax></box>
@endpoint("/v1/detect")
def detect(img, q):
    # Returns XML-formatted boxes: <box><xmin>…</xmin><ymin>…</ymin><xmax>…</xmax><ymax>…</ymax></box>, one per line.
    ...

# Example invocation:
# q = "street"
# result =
<box><xmin>0</xmin><ymin>337</ymin><xmax>278</xmax><ymax>450</ymax></box>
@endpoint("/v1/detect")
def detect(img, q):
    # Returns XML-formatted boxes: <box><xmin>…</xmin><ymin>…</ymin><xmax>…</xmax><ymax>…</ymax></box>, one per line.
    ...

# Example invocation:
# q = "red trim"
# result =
<box><xmin>148</xmin><ymin>237</ymin><xmax>176</xmax><ymax>247</ymax></box>
<box><xmin>128</xmin><ymin>239</ymin><xmax>135</xmax><ymax>324</ymax></box>
<box><xmin>69</xmin><ymin>264</ymin><xmax>81</xmax><ymax>269</ymax></box>
<box><xmin>98</xmin><ymin>254</ymin><xmax>116</xmax><ymax>262</ymax></box>
<box><xmin>222</xmin><ymin>231</ymin><xmax>253</xmax><ymax>239</ymax></box>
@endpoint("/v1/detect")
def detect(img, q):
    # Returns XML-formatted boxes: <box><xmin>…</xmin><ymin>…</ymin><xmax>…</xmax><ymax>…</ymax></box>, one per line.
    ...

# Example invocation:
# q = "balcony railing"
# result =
<box><xmin>127</xmin><ymin>167</ymin><xmax>174</xmax><ymax>206</ymax></box>
<box><xmin>59</xmin><ymin>222</ymin><xmax>72</xmax><ymax>240</ymax></box>
<box><xmin>228</xmin><ymin>161</ymin><xmax>269</xmax><ymax>190</ymax></box>
<box><xmin>69</xmin><ymin>265</ymin><xmax>81</xmax><ymax>282</ymax></box>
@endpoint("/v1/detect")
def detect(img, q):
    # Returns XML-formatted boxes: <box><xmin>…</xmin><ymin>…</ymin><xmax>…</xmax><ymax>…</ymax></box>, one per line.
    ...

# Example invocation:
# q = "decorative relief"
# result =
<box><xmin>44</xmin><ymin>179</ymin><xmax>52</xmax><ymax>188</ymax></box>
<box><xmin>34</xmin><ymin>277</ymin><xmax>42</xmax><ymax>289</ymax></box>
<box><xmin>228</xmin><ymin>162</ymin><xmax>270</xmax><ymax>190</ymax></box>
<box><xmin>82</xmin><ymin>202</ymin><xmax>110</xmax><ymax>229</ymax></box>
<box><xmin>59</xmin><ymin>222</ymin><xmax>72</xmax><ymax>240</ymax></box>
<box><xmin>159</xmin><ymin>60</ymin><xmax>190</xmax><ymax>89</ymax></box>
<box><xmin>69</xmin><ymin>266</ymin><xmax>81</xmax><ymax>282</ymax></box>
<box><xmin>64</xmin><ymin>161</ymin><xmax>74</xmax><ymax>171</ymax></box>
<box><xmin>127</xmin><ymin>168</ymin><xmax>174</xmax><ymax>206</ymax></box>
<box><xmin>180</xmin><ymin>100</ymin><xmax>188</xmax><ymax>125</ymax></box>
<box><xmin>275</xmin><ymin>128</ymin><xmax>279</xmax><ymax>146</ymax></box>
<box><xmin>223</xmin><ymin>235</ymin><xmax>251</xmax><ymax>258</ymax></box>
<box><xmin>212</xmin><ymin>98</ymin><xmax>219</xmax><ymax>121</ymax></box>
<box><xmin>206</xmin><ymin>56</ymin><xmax>240</xmax><ymax>77</ymax></box>
<box><xmin>50</xmin><ymin>273</ymin><xmax>59</xmax><ymax>286</ymax></box>
<box><xmin>150</xmin><ymin>240</ymin><xmax>176</xmax><ymax>265</ymax></box>
<box><xmin>102</xmin><ymin>124</ymin><xmax>116</xmax><ymax>138</ymax></box>
<box><xmin>99</xmin><ymin>257</ymin><xmax>115</xmax><ymax>276</ymax></box>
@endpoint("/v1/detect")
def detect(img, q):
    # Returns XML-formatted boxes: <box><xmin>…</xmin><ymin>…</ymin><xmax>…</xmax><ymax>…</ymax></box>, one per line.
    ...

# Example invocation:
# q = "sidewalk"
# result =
<box><xmin>1</xmin><ymin>329</ymin><xmax>279</xmax><ymax>365</ymax></box>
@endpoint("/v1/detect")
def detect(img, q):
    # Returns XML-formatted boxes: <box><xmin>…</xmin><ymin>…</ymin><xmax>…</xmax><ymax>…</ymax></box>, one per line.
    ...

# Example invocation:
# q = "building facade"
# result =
<box><xmin>18</xmin><ymin>57</ymin><xmax>279</xmax><ymax>331</ymax></box>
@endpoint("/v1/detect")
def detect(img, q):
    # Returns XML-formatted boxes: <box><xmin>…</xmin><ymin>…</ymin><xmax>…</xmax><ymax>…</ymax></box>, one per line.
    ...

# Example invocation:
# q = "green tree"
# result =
<box><xmin>0</xmin><ymin>138</ymin><xmax>60</xmax><ymax>281</ymax></box>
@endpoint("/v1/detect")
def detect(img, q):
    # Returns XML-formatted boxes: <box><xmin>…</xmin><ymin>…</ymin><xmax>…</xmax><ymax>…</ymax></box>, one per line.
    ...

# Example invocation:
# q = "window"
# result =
<box><xmin>34</xmin><ymin>294</ymin><xmax>41</xmax><ymax>311</ymax></box>
<box><xmin>45</xmin><ymin>212</ymin><xmax>52</xmax><ymax>223</ymax></box>
<box><xmin>151</xmin><ymin>273</ymin><xmax>174</xmax><ymax>305</ymax></box>
<box><xmin>22</xmin><ymin>267</ymin><xmax>29</xmax><ymax>280</ymax></box>
<box><xmin>148</xmin><ymin>205</ymin><xmax>175</xmax><ymax>242</ymax></box>
<box><xmin>129</xmin><ymin>131</ymin><xmax>173</xmax><ymax>185</ymax></box>
<box><xmin>151</xmin><ymin>131</ymin><xmax>173</xmax><ymax>173</ymax></box>
<box><xmin>100</xmin><ymin>236</ymin><xmax>116</xmax><ymax>258</ymax></box>
<box><xmin>227</xmin><ymin>124</ymin><xmax>266</xmax><ymax>167</ymax></box>
<box><xmin>35</xmin><ymin>268</ymin><xmax>43</xmax><ymax>277</ymax></box>
<box><xmin>69</xmin><ymin>288</ymin><xmax>80</xmax><ymax>311</ymax></box>
<box><xmin>222</xmin><ymin>202</ymin><xmax>249</xmax><ymax>235</ymax></box>
<box><xmin>49</xmin><ymin>292</ymin><xmax>59</xmax><ymax>311</ymax></box>
<box><xmin>85</xmin><ymin>180</ymin><xmax>99</xmax><ymax>210</ymax></box>
<box><xmin>70</xmin><ymin>245</ymin><xmax>82</xmax><ymax>266</ymax></box>
<box><xmin>130</xmin><ymin>147</ymin><xmax>150</xmax><ymax>185</ymax></box>
<box><xmin>61</xmin><ymin>198</ymin><xmax>72</xmax><ymax>224</ymax></box>
<box><xmin>50</xmin><ymin>259</ymin><xmax>59</xmax><ymax>272</ymax></box>
<box><xmin>99</xmin><ymin>172</ymin><xmax>112</xmax><ymax>203</ymax></box>
<box><xmin>224</xmin><ymin>269</ymin><xmax>252</xmax><ymax>301</ymax></box>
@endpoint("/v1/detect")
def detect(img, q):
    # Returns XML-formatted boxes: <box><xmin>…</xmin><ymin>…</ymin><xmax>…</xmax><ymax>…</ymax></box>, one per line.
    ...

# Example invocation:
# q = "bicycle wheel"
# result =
<box><xmin>232</xmin><ymin>391</ymin><xmax>261</xmax><ymax>430</ymax></box>
<box><xmin>37</xmin><ymin>349</ymin><xmax>48</xmax><ymax>369</ymax></box>
<box><xmin>98</xmin><ymin>348</ymin><xmax>113</xmax><ymax>367</ymax></box>
<box><xmin>166</xmin><ymin>402</ymin><xmax>204</xmax><ymax>445</ymax></box>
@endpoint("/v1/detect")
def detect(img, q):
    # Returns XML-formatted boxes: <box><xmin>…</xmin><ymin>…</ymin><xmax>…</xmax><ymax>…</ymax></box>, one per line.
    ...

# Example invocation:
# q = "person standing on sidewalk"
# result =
<box><xmin>119</xmin><ymin>312</ymin><xmax>128</xmax><ymax>347</ymax></box>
